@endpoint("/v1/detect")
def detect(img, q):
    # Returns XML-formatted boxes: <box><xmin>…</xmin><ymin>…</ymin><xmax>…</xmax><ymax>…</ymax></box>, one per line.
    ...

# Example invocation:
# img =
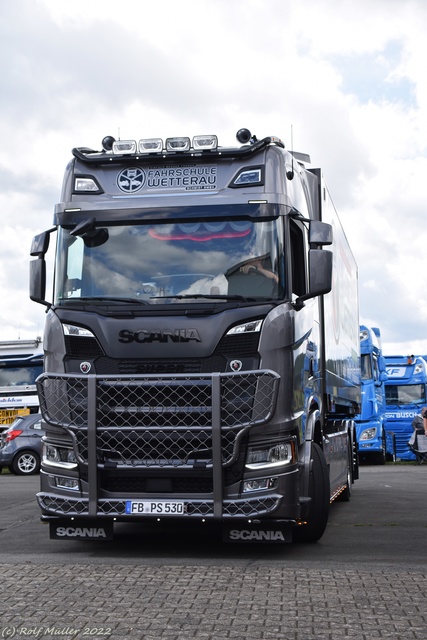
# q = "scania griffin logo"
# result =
<box><xmin>119</xmin><ymin>329</ymin><xmax>201</xmax><ymax>343</ymax></box>
<box><xmin>117</xmin><ymin>167</ymin><xmax>145</xmax><ymax>193</ymax></box>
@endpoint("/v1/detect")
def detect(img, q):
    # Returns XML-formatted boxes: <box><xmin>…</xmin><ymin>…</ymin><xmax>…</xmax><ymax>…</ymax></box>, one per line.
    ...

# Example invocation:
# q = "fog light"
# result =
<box><xmin>243</xmin><ymin>477</ymin><xmax>278</xmax><ymax>493</ymax></box>
<box><xmin>55</xmin><ymin>477</ymin><xmax>80</xmax><ymax>491</ymax></box>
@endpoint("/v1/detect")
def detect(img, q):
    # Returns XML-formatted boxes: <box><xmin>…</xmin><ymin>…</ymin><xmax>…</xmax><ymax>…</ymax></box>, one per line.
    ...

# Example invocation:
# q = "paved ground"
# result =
<box><xmin>1</xmin><ymin>464</ymin><xmax>426</xmax><ymax>639</ymax></box>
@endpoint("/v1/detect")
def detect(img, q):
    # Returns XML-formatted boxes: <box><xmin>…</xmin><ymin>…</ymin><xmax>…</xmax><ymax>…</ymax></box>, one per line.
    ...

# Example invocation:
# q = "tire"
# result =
<box><xmin>12</xmin><ymin>450</ymin><xmax>40</xmax><ymax>475</ymax></box>
<box><xmin>386</xmin><ymin>434</ymin><xmax>397</xmax><ymax>463</ymax></box>
<box><xmin>293</xmin><ymin>443</ymin><xmax>330</xmax><ymax>543</ymax></box>
<box><xmin>374</xmin><ymin>433</ymin><xmax>387</xmax><ymax>465</ymax></box>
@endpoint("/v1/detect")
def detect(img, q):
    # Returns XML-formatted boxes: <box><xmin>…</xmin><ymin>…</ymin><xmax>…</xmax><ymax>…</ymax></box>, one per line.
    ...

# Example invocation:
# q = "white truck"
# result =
<box><xmin>0</xmin><ymin>338</ymin><xmax>43</xmax><ymax>430</ymax></box>
<box><xmin>30</xmin><ymin>128</ymin><xmax>361</xmax><ymax>543</ymax></box>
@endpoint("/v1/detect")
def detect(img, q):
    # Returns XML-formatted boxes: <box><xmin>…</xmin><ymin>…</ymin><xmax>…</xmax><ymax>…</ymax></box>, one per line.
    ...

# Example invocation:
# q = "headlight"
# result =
<box><xmin>246</xmin><ymin>442</ymin><xmax>295</xmax><ymax>469</ymax></box>
<box><xmin>63</xmin><ymin>324</ymin><xmax>95</xmax><ymax>338</ymax></box>
<box><xmin>360</xmin><ymin>427</ymin><xmax>377</xmax><ymax>441</ymax></box>
<box><xmin>43</xmin><ymin>444</ymin><xmax>77</xmax><ymax>469</ymax></box>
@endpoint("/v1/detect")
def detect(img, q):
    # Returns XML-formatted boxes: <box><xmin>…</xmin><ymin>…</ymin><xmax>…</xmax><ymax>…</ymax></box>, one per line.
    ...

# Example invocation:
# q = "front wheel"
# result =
<box><xmin>293</xmin><ymin>443</ymin><xmax>330</xmax><ymax>543</ymax></box>
<box><xmin>374</xmin><ymin>433</ymin><xmax>387</xmax><ymax>465</ymax></box>
<box><xmin>12</xmin><ymin>450</ymin><xmax>40</xmax><ymax>475</ymax></box>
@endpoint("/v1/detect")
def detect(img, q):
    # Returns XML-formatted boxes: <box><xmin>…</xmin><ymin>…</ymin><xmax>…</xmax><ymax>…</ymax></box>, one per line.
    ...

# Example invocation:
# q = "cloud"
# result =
<box><xmin>0</xmin><ymin>0</ymin><xmax>426</xmax><ymax>357</ymax></box>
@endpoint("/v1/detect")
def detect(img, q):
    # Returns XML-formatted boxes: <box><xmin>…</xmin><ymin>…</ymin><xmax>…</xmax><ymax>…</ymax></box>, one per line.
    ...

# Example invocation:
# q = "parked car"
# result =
<box><xmin>0</xmin><ymin>414</ymin><xmax>44</xmax><ymax>475</ymax></box>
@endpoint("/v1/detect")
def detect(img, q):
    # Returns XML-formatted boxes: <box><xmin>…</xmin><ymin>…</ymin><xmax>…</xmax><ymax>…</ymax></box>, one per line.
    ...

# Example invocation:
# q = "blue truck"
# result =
<box><xmin>384</xmin><ymin>355</ymin><xmax>427</xmax><ymax>461</ymax></box>
<box><xmin>355</xmin><ymin>326</ymin><xmax>394</xmax><ymax>464</ymax></box>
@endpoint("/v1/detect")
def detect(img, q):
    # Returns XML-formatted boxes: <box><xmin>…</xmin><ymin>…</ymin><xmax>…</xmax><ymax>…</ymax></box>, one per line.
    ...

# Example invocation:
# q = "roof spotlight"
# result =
<box><xmin>236</xmin><ymin>128</ymin><xmax>252</xmax><ymax>144</ymax></box>
<box><xmin>102</xmin><ymin>136</ymin><xmax>115</xmax><ymax>151</ymax></box>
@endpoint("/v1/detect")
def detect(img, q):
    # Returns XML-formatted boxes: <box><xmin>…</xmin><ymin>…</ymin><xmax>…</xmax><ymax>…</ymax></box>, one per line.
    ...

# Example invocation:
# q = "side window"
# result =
<box><xmin>290</xmin><ymin>220</ymin><xmax>308</xmax><ymax>297</ymax></box>
<box><xmin>372</xmin><ymin>355</ymin><xmax>380</xmax><ymax>382</ymax></box>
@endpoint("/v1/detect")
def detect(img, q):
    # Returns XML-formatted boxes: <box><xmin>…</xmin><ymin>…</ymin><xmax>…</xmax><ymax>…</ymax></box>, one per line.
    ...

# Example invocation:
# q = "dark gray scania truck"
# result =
<box><xmin>30</xmin><ymin>129</ymin><xmax>360</xmax><ymax>543</ymax></box>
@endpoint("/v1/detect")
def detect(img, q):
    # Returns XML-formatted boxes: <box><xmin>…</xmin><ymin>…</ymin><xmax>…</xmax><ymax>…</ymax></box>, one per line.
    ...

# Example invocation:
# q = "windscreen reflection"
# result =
<box><xmin>55</xmin><ymin>218</ymin><xmax>285</xmax><ymax>304</ymax></box>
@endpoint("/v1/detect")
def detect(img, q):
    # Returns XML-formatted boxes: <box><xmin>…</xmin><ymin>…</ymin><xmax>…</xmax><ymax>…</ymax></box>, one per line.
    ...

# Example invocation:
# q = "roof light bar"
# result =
<box><xmin>138</xmin><ymin>138</ymin><xmax>163</xmax><ymax>153</ymax></box>
<box><xmin>112</xmin><ymin>140</ymin><xmax>137</xmax><ymax>155</ymax></box>
<box><xmin>166</xmin><ymin>137</ymin><xmax>191</xmax><ymax>152</ymax></box>
<box><xmin>192</xmin><ymin>135</ymin><xmax>218</xmax><ymax>151</ymax></box>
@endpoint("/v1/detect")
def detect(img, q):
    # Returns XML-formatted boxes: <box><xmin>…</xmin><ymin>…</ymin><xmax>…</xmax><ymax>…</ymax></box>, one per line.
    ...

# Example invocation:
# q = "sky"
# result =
<box><xmin>1</xmin><ymin>0</ymin><xmax>427</xmax><ymax>356</ymax></box>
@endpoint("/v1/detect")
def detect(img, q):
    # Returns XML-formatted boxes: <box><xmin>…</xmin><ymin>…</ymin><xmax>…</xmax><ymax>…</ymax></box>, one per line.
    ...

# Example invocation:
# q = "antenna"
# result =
<box><xmin>287</xmin><ymin>124</ymin><xmax>294</xmax><ymax>180</ymax></box>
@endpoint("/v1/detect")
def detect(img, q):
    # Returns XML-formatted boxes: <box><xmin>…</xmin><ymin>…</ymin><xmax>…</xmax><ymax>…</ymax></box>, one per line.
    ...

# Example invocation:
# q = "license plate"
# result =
<box><xmin>125</xmin><ymin>500</ymin><xmax>185</xmax><ymax>515</ymax></box>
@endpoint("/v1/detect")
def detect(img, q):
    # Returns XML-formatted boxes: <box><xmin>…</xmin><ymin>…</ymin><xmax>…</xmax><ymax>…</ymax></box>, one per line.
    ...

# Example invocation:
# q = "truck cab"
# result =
<box><xmin>355</xmin><ymin>327</ymin><xmax>394</xmax><ymax>463</ymax></box>
<box><xmin>30</xmin><ymin>129</ymin><xmax>360</xmax><ymax>543</ymax></box>
<box><xmin>384</xmin><ymin>355</ymin><xmax>427</xmax><ymax>460</ymax></box>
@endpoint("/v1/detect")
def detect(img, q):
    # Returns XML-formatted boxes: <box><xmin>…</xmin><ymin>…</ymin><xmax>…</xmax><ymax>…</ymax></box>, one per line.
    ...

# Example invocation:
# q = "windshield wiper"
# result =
<box><xmin>150</xmin><ymin>294</ymin><xmax>252</xmax><ymax>302</ymax></box>
<box><xmin>62</xmin><ymin>296</ymin><xmax>148</xmax><ymax>305</ymax></box>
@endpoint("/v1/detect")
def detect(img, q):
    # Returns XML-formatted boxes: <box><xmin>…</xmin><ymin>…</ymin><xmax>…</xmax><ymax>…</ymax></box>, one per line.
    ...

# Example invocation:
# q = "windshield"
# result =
<box><xmin>55</xmin><ymin>218</ymin><xmax>285</xmax><ymax>304</ymax></box>
<box><xmin>385</xmin><ymin>384</ymin><xmax>426</xmax><ymax>405</ymax></box>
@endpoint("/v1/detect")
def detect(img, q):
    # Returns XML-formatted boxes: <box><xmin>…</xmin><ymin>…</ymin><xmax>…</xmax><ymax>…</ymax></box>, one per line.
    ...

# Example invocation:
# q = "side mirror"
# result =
<box><xmin>30</xmin><ymin>231</ymin><xmax>50</xmax><ymax>257</ymax></box>
<box><xmin>29</xmin><ymin>258</ymin><xmax>49</xmax><ymax>306</ymax></box>
<box><xmin>308</xmin><ymin>249</ymin><xmax>333</xmax><ymax>296</ymax></box>
<box><xmin>294</xmin><ymin>249</ymin><xmax>333</xmax><ymax>309</ymax></box>
<box><xmin>309</xmin><ymin>221</ymin><xmax>333</xmax><ymax>246</ymax></box>
<box><xmin>379</xmin><ymin>371</ymin><xmax>388</xmax><ymax>383</ymax></box>
<box><xmin>29</xmin><ymin>229</ymin><xmax>54</xmax><ymax>307</ymax></box>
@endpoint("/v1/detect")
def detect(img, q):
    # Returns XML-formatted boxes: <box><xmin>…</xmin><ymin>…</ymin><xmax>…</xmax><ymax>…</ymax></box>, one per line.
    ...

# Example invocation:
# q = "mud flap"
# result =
<box><xmin>49</xmin><ymin>519</ymin><xmax>114</xmax><ymax>540</ymax></box>
<box><xmin>223</xmin><ymin>522</ymin><xmax>293</xmax><ymax>543</ymax></box>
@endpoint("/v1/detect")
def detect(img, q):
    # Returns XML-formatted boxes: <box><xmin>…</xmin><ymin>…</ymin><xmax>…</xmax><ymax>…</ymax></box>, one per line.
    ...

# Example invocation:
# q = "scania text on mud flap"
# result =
<box><xmin>30</xmin><ymin>129</ymin><xmax>361</xmax><ymax>543</ymax></box>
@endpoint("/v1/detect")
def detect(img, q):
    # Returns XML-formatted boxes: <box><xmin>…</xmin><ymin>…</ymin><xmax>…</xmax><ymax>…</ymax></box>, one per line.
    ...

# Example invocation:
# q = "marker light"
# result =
<box><xmin>233</xmin><ymin>168</ymin><xmax>263</xmax><ymax>186</ymax></box>
<box><xmin>166</xmin><ymin>137</ymin><xmax>191</xmax><ymax>152</ymax></box>
<box><xmin>112</xmin><ymin>140</ymin><xmax>137</xmax><ymax>154</ymax></box>
<box><xmin>74</xmin><ymin>177</ymin><xmax>99</xmax><ymax>192</ymax></box>
<box><xmin>138</xmin><ymin>138</ymin><xmax>163</xmax><ymax>153</ymax></box>
<box><xmin>192</xmin><ymin>135</ymin><xmax>218</xmax><ymax>151</ymax></box>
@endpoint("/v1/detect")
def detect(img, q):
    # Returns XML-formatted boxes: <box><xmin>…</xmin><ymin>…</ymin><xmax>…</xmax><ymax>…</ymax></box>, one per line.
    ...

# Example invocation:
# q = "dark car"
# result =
<box><xmin>0</xmin><ymin>414</ymin><xmax>44</xmax><ymax>475</ymax></box>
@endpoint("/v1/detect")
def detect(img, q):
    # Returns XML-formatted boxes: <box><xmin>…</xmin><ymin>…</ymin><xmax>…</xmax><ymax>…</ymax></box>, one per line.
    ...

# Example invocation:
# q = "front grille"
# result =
<box><xmin>65</xmin><ymin>329</ymin><xmax>259</xmax><ymax>375</ymax></box>
<box><xmin>101</xmin><ymin>476</ymin><xmax>214</xmax><ymax>493</ymax></box>
<box><xmin>37</xmin><ymin>371</ymin><xmax>279</xmax><ymax>469</ymax></box>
